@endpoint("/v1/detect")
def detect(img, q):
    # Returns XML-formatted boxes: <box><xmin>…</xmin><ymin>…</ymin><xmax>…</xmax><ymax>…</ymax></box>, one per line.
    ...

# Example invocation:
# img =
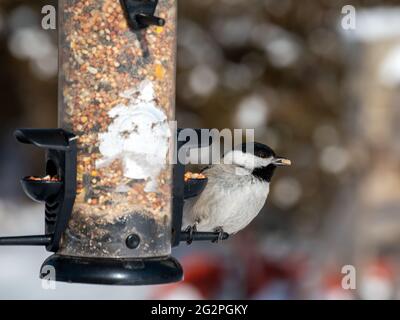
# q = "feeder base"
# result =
<box><xmin>40</xmin><ymin>254</ymin><xmax>183</xmax><ymax>286</ymax></box>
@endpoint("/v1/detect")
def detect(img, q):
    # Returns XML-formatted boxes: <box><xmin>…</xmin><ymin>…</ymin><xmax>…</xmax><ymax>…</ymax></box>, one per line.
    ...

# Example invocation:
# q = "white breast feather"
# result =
<box><xmin>182</xmin><ymin>165</ymin><xmax>270</xmax><ymax>234</ymax></box>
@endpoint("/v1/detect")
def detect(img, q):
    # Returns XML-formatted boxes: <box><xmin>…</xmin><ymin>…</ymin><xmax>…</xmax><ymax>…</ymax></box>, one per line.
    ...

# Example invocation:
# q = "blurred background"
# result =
<box><xmin>0</xmin><ymin>0</ymin><xmax>399</xmax><ymax>299</ymax></box>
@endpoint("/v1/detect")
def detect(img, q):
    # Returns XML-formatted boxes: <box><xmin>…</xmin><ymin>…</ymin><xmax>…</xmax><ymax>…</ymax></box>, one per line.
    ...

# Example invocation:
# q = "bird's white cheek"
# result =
<box><xmin>234</xmin><ymin>167</ymin><xmax>251</xmax><ymax>176</ymax></box>
<box><xmin>223</xmin><ymin>151</ymin><xmax>267</xmax><ymax>169</ymax></box>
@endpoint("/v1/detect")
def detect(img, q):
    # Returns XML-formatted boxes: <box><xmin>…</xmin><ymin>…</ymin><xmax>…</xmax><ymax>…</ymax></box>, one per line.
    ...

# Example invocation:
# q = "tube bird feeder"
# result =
<box><xmin>0</xmin><ymin>0</ymin><xmax>227</xmax><ymax>285</ymax></box>
<box><xmin>54</xmin><ymin>0</ymin><xmax>179</xmax><ymax>284</ymax></box>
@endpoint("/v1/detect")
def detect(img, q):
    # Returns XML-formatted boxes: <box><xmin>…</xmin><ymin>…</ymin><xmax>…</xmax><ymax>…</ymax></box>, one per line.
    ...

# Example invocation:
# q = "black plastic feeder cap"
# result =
<box><xmin>40</xmin><ymin>254</ymin><xmax>184</xmax><ymax>286</ymax></box>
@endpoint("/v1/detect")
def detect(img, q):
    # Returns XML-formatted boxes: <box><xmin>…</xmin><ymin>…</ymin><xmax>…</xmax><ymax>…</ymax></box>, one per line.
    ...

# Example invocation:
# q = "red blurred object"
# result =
<box><xmin>181</xmin><ymin>254</ymin><xmax>225</xmax><ymax>298</ymax></box>
<box><xmin>365</xmin><ymin>258</ymin><xmax>395</xmax><ymax>279</ymax></box>
<box><xmin>359</xmin><ymin>257</ymin><xmax>396</xmax><ymax>300</ymax></box>
<box><xmin>318</xmin><ymin>269</ymin><xmax>354</xmax><ymax>300</ymax></box>
<box><xmin>234</xmin><ymin>233</ymin><xmax>304</xmax><ymax>297</ymax></box>
<box><xmin>151</xmin><ymin>253</ymin><xmax>226</xmax><ymax>299</ymax></box>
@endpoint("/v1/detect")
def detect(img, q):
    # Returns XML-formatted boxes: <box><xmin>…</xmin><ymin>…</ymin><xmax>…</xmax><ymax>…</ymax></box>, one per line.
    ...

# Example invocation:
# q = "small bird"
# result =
<box><xmin>182</xmin><ymin>142</ymin><xmax>291</xmax><ymax>240</ymax></box>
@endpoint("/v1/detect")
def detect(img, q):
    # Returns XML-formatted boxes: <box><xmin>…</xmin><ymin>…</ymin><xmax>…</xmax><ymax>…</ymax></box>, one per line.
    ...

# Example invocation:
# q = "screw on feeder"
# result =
<box><xmin>126</xmin><ymin>234</ymin><xmax>141</xmax><ymax>249</ymax></box>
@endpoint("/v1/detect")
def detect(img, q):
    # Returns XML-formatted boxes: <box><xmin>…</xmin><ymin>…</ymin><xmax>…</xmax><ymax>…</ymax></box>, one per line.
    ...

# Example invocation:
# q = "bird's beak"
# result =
<box><xmin>272</xmin><ymin>157</ymin><xmax>292</xmax><ymax>166</ymax></box>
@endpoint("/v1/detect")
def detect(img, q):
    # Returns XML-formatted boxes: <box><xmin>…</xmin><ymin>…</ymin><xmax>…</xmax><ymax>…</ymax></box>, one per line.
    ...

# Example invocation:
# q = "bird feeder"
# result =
<box><xmin>0</xmin><ymin>0</ymin><xmax>227</xmax><ymax>285</ymax></box>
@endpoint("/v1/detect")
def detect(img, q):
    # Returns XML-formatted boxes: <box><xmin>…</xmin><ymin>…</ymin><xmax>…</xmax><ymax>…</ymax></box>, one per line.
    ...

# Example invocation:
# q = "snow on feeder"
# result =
<box><xmin>0</xmin><ymin>0</ymin><xmax>227</xmax><ymax>285</ymax></box>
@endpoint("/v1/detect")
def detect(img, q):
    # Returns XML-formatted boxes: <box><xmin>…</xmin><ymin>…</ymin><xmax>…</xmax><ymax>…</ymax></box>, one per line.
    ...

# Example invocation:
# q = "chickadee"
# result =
<box><xmin>182</xmin><ymin>142</ymin><xmax>291</xmax><ymax>240</ymax></box>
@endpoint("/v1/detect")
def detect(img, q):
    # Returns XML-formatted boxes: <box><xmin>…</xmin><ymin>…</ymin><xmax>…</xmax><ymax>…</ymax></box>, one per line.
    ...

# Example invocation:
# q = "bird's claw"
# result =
<box><xmin>185</xmin><ymin>224</ymin><xmax>197</xmax><ymax>245</ymax></box>
<box><xmin>212</xmin><ymin>227</ymin><xmax>226</xmax><ymax>243</ymax></box>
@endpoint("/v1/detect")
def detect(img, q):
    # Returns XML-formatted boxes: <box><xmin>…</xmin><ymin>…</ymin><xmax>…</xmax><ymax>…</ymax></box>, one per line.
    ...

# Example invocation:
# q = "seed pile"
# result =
<box><xmin>184</xmin><ymin>172</ymin><xmax>207</xmax><ymax>182</ymax></box>
<box><xmin>27</xmin><ymin>175</ymin><xmax>60</xmax><ymax>182</ymax></box>
<box><xmin>58</xmin><ymin>0</ymin><xmax>177</xmax><ymax>257</ymax></box>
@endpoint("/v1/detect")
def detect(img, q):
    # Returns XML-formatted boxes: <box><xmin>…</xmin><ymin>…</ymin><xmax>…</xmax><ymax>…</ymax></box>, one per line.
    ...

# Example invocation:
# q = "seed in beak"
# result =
<box><xmin>273</xmin><ymin>158</ymin><xmax>292</xmax><ymax>166</ymax></box>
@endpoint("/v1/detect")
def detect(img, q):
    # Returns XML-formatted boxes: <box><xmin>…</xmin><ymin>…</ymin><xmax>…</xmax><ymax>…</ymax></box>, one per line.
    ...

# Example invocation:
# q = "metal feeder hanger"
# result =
<box><xmin>0</xmin><ymin>1</ymin><xmax>228</xmax><ymax>286</ymax></box>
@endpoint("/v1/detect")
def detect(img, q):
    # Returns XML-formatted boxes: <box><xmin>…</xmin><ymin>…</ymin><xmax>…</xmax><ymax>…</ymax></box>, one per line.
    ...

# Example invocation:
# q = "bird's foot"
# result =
<box><xmin>185</xmin><ymin>224</ymin><xmax>197</xmax><ymax>245</ymax></box>
<box><xmin>212</xmin><ymin>226</ymin><xmax>226</xmax><ymax>243</ymax></box>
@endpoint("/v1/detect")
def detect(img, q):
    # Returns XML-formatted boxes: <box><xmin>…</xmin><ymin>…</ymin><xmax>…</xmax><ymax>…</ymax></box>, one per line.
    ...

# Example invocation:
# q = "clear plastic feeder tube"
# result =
<box><xmin>57</xmin><ymin>0</ymin><xmax>177</xmax><ymax>258</ymax></box>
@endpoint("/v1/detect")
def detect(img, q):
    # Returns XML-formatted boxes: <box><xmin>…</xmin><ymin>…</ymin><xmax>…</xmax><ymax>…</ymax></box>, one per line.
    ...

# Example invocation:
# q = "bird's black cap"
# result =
<box><xmin>238</xmin><ymin>142</ymin><xmax>276</xmax><ymax>159</ymax></box>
